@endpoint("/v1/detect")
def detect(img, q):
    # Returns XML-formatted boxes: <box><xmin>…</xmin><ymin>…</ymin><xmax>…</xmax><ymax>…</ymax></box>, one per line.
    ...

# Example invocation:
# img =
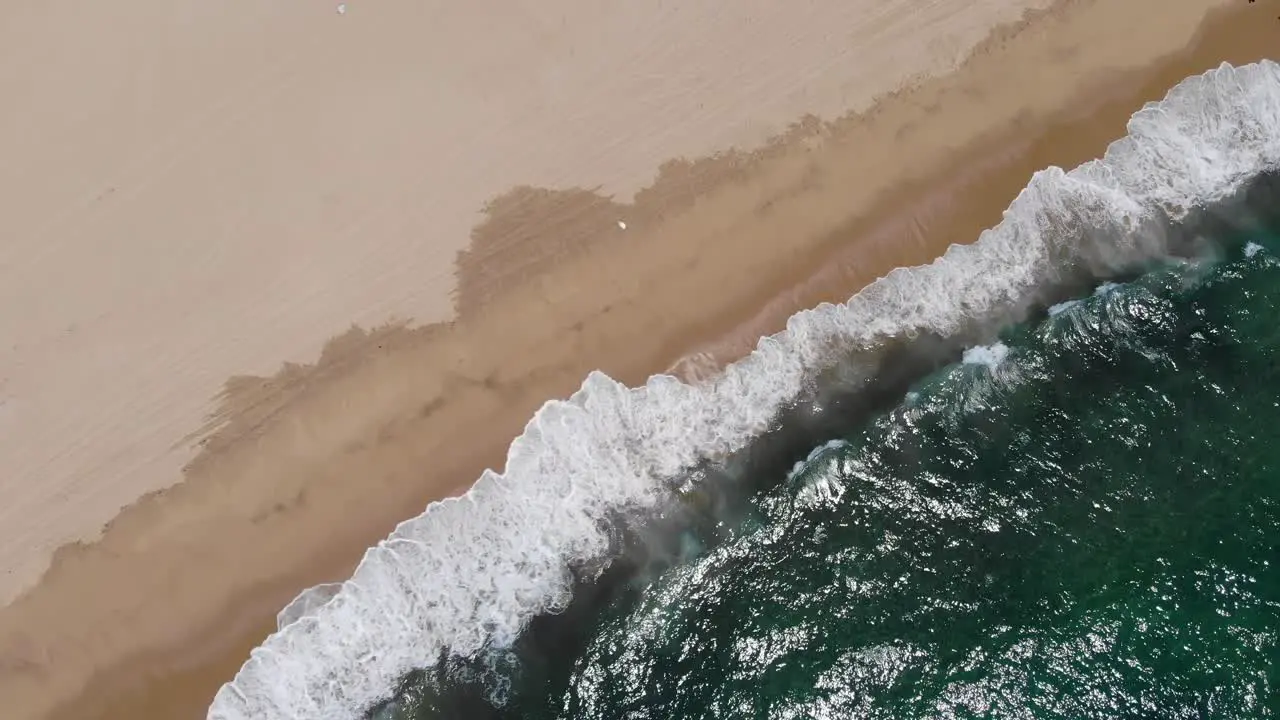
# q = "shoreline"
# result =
<box><xmin>3</xmin><ymin>1</ymin><xmax>1275</xmax><ymax>718</ymax></box>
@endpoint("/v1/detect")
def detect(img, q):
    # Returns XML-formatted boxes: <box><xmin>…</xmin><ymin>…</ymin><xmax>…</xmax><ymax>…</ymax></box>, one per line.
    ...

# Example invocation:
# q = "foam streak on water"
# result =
<box><xmin>961</xmin><ymin>342</ymin><xmax>1009</xmax><ymax>371</ymax></box>
<box><xmin>209</xmin><ymin>62</ymin><xmax>1280</xmax><ymax>720</ymax></box>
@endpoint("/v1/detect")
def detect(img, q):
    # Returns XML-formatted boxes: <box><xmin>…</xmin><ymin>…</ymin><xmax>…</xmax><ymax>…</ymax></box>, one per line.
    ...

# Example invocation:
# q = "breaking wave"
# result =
<box><xmin>208</xmin><ymin>61</ymin><xmax>1280</xmax><ymax>720</ymax></box>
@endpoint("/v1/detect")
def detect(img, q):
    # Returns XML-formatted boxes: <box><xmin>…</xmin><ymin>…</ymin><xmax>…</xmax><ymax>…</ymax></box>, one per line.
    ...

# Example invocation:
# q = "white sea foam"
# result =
<box><xmin>276</xmin><ymin>583</ymin><xmax>343</xmax><ymax>633</ymax></box>
<box><xmin>787</xmin><ymin>439</ymin><xmax>851</xmax><ymax>481</ymax></box>
<box><xmin>1047</xmin><ymin>299</ymin><xmax>1079</xmax><ymax>316</ymax></box>
<box><xmin>1245</xmin><ymin>241</ymin><xmax>1265</xmax><ymax>258</ymax></box>
<box><xmin>209</xmin><ymin>61</ymin><xmax>1280</xmax><ymax>720</ymax></box>
<box><xmin>962</xmin><ymin>342</ymin><xmax>1010</xmax><ymax>371</ymax></box>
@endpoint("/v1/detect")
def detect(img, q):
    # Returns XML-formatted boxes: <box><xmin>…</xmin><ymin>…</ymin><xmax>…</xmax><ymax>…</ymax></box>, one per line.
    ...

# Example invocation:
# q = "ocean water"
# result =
<box><xmin>209</xmin><ymin>61</ymin><xmax>1280</xmax><ymax>720</ymax></box>
<box><xmin>464</xmin><ymin>238</ymin><xmax>1280</xmax><ymax>718</ymax></box>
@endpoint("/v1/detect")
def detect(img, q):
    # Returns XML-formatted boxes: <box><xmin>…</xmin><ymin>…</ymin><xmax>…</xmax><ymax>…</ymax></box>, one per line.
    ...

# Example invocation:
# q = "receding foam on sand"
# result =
<box><xmin>1</xmin><ymin>0</ymin><xmax>1274</xmax><ymax>718</ymax></box>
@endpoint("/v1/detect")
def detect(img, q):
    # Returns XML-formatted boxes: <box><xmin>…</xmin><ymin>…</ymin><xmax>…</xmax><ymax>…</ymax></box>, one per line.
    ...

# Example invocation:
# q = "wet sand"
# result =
<box><xmin>0</xmin><ymin>0</ymin><xmax>1048</xmax><ymax>610</ymax></box>
<box><xmin>1</xmin><ymin>0</ymin><xmax>1275</xmax><ymax>718</ymax></box>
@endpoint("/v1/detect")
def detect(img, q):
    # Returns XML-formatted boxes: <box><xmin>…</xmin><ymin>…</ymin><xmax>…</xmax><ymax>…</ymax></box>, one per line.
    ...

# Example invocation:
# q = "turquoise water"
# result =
<box><xmin>389</xmin><ymin>220</ymin><xmax>1280</xmax><ymax>718</ymax></box>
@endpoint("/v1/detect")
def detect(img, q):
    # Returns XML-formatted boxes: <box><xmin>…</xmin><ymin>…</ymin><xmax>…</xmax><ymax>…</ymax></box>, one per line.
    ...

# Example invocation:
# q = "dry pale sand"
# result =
<box><xmin>0</xmin><ymin>0</ymin><xmax>1049</xmax><ymax>611</ymax></box>
<box><xmin>0</xmin><ymin>0</ymin><xmax>1275</xmax><ymax>718</ymax></box>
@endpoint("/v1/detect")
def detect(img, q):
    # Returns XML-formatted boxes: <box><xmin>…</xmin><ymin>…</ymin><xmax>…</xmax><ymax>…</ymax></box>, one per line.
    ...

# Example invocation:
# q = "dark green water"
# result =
<box><xmin>474</xmin><ymin>232</ymin><xmax>1280</xmax><ymax>719</ymax></box>
<box><xmin>378</xmin><ymin>223</ymin><xmax>1280</xmax><ymax>719</ymax></box>
<box><xmin>204</xmin><ymin>62</ymin><xmax>1280</xmax><ymax>720</ymax></box>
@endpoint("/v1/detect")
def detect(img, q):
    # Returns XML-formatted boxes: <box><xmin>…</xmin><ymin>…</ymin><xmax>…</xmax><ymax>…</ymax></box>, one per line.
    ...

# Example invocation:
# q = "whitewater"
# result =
<box><xmin>208</xmin><ymin>61</ymin><xmax>1280</xmax><ymax>720</ymax></box>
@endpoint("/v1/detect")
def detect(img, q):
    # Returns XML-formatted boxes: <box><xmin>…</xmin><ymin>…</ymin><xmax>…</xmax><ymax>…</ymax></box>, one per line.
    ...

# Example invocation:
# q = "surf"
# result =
<box><xmin>533</xmin><ymin>238</ymin><xmax>1280</xmax><ymax>717</ymax></box>
<box><xmin>208</xmin><ymin>60</ymin><xmax>1280</xmax><ymax>720</ymax></box>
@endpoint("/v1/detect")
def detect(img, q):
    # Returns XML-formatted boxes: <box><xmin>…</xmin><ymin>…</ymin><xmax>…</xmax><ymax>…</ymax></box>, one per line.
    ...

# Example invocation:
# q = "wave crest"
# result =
<box><xmin>209</xmin><ymin>61</ymin><xmax>1280</xmax><ymax>720</ymax></box>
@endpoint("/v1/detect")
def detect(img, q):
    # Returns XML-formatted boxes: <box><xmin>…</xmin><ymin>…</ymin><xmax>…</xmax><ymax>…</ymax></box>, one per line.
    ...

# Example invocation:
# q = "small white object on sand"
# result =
<box><xmin>617</xmin><ymin>220</ymin><xmax>627</xmax><ymax>230</ymax></box>
<box><xmin>337</xmin><ymin>4</ymin><xmax>346</xmax><ymax>14</ymax></box>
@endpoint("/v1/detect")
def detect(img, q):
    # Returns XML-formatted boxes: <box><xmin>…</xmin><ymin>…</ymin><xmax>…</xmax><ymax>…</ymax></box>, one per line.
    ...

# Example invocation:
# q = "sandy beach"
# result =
<box><xmin>0</xmin><ymin>0</ymin><xmax>1274</xmax><ymax>718</ymax></box>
